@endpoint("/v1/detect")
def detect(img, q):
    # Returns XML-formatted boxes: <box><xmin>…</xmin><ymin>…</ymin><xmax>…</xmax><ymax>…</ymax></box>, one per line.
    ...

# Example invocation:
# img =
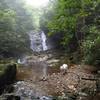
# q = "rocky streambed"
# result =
<box><xmin>0</xmin><ymin>50</ymin><xmax>100</xmax><ymax>100</ymax></box>
<box><xmin>14</xmin><ymin>66</ymin><xmax>99</xmax><ymax>100</ymax></box>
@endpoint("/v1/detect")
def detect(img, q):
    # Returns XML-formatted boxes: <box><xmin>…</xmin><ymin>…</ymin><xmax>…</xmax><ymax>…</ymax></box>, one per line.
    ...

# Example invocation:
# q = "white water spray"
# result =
<box><xmin>29</xmin><ymin>34</ymin><xmax>35</xmax><ymax>51</ymax></box>
<box><xmin>28</xmin><ymin>31</ymin><xmax>48</xmax><ymax>52</ymax></box>
<box><xmin>41</xmin><ymin>31</ymin><xmax>48</xmax><ymax>51</ymax></box>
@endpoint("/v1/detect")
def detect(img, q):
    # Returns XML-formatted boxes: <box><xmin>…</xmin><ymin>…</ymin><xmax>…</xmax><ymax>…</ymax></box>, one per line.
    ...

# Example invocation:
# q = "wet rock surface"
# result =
<box><xmin>13</xmin><ymin>81</ymin><xmax>53</xmax><ymax>100</ymax></box>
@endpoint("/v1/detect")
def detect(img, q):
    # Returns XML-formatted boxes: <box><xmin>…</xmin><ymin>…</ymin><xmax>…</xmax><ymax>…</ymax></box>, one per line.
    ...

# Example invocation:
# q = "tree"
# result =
<box><xmin>40</xmin><ymin>0</ymin><xmax>100</xmax><ymax>66</ymax></box>
<box><xmin>0</xmin><ymin>0</ymin><xmax>34</xmax><ymax>57</ymax></box>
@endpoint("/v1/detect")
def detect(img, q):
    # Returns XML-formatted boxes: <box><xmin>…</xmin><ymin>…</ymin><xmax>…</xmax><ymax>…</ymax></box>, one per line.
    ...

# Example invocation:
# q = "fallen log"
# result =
<box><xmin>81</xmin><ymin>77</ymin><xmax>97</xmax><ymax>81</ymax></box>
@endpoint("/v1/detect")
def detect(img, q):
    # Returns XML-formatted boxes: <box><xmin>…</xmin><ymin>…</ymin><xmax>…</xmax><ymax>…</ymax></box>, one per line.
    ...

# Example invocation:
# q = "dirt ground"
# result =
<box><xmin>16</xmin><ymin>64</ymin><xmax>98</xmax><ymax>98</ymax></box>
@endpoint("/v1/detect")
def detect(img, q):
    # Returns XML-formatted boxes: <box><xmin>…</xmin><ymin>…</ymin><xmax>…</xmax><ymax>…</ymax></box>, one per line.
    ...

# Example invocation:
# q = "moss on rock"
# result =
<box><xmin>0</xmin><ymin>64</ymin><xmax>17</xmax><ymax>94</ymax></box>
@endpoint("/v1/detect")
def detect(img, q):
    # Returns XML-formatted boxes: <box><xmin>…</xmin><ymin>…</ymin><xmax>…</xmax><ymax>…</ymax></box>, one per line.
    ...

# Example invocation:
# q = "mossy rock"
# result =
<box><xmin>0</xmin><ymin>64</ymin><xmax>17</xmax><ymax>94</ymax></box>
<box><xmin>0</xmin><ymin>64</ymin><xmax>7</xmax><ymax>76</ymax></box>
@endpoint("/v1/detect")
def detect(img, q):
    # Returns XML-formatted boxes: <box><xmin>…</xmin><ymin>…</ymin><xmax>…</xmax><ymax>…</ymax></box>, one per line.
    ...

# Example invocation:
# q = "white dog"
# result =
<box><xmin>60</xmin><ymin>64</ymin><xmax>68</xmax><ymax>74</ymax></box>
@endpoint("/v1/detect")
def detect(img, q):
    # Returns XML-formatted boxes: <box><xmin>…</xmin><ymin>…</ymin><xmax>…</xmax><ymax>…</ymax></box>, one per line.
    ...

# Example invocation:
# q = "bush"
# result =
<box><xmin>82</xmin><ymin>35</ymin><xmax>100</xmax><ymax>66</ymax></box>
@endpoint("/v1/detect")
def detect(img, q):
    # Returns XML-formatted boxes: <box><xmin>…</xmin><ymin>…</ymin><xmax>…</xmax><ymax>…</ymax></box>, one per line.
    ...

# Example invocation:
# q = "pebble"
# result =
<box><xmin>40</xmin><ymin>96</ymin><xmax>53</xmax><ymax>100</ymax></box>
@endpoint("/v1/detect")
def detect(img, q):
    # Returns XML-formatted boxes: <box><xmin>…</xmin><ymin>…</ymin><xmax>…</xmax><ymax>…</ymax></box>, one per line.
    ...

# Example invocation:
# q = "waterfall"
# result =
<box><xmin>29</xmin><ymin>31</ymin><xmax>42</xmax><ymax>52</ymax></box>
<box><xmin>41</xmin><ymin>31</ymin><xmax>48</xmax><ymax>51</ymax></box>
<box><xmin>29</xmin><ymin>34</ymin><xmax>35</xmax><ymax>51</ymax></box>
<box><xmin>28</xmin><ymin>31</ymin><xmax>48</xmax><ymax>52</ymax></box>
<box><xmin>17</xmin><ymin>57</ymin><xmax>27</xmax><ymax>64</ymax></box>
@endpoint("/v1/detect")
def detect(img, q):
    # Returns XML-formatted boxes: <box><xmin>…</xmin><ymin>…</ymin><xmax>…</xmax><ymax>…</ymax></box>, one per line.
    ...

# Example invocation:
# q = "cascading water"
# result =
<box><xmin>29</xmin><ymin>34</ymin><xmax>35</xmax><ymax>51</ymax></box>
<box><xmin>41</xmin><ymin>31</ymin><xmax>48</xmax><ymax>51</ymax></box>
<box><xmin>28</xmin><ymin>31</ymin><xmax>48</xmax><ymax>52</ymax></box>
<box><xmin>29</xmin><ymin>31</ymin><xmax>42</xmax><ymax>52</ymax></box>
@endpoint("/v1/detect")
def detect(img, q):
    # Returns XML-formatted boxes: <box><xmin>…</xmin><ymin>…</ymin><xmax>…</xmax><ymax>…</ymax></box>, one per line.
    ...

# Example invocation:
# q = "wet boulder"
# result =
<box><xmin>0</xmin><ymin>64</ymin><xmax>17</xmax><ymax>94</ymax></box>
<box><xmin>6</xmin><ymin>95</ymin><xmax>20</xmax><ymax>100</ymax></box>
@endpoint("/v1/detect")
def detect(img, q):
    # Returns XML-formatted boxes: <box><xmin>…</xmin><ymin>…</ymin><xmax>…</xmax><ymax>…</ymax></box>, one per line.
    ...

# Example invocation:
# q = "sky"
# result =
<box><xmin>25</xmin><ymin>0</ymin><xmax>49</xmax><ymax>7</ymax></box>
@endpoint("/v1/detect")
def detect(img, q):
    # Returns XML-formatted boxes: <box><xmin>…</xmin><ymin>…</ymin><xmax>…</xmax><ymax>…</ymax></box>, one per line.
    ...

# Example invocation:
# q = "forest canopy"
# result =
<box><xmin>0</xmin><ymin>0</ymin><xmax>100</xmax><ymax>66</ymax></box>
<box><xmin>40</xmin><ymin>0</ymin><xmax>100</xmax><ymax>66</ymax></box>
<box><xmin>0</xmin><ymin>0</ymin><xmax>38</xmax><ymax>57</ymax></box>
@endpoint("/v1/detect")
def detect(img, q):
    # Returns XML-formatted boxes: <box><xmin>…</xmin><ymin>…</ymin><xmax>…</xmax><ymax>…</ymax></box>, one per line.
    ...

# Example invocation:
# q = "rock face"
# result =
<box><xmin>0</xmin><ymin>64</ymin><xmax>17</xmax><ymax>94</ymax></box>
<box><xmin>46</xmin><ymin>32</ymin><xmax>64</xmax><ymax>49</ymax></box>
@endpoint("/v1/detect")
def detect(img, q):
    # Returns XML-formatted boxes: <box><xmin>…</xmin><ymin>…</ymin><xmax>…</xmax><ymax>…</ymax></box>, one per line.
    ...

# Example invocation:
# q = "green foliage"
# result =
<box><xmin>0</xmin><ymin>0</ymin><xmax>99</xmax><ymax>66</ymax></box>
<box><xmin>0</xmin><ymin>0</ymin><xmax>36</xmax><ymax>57</ymax></box>
<box><xmin>81</xmin><ymin>0</ymin><xmax>100</xmax><ymax>66</ymax></box>
<box><xmin>82</xmin><ymin>25</ymin><xmax>100</xmax><ymax>66</ymax></box>
<box><xmin>40</xmin><ymin>0</ymin><xmax>81</xmax><ymax>47</ymax></box>
<box><xmin>40</xmin><ymin>0</ymin><xmax>100</xmax><ymax>66</ymax></box>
